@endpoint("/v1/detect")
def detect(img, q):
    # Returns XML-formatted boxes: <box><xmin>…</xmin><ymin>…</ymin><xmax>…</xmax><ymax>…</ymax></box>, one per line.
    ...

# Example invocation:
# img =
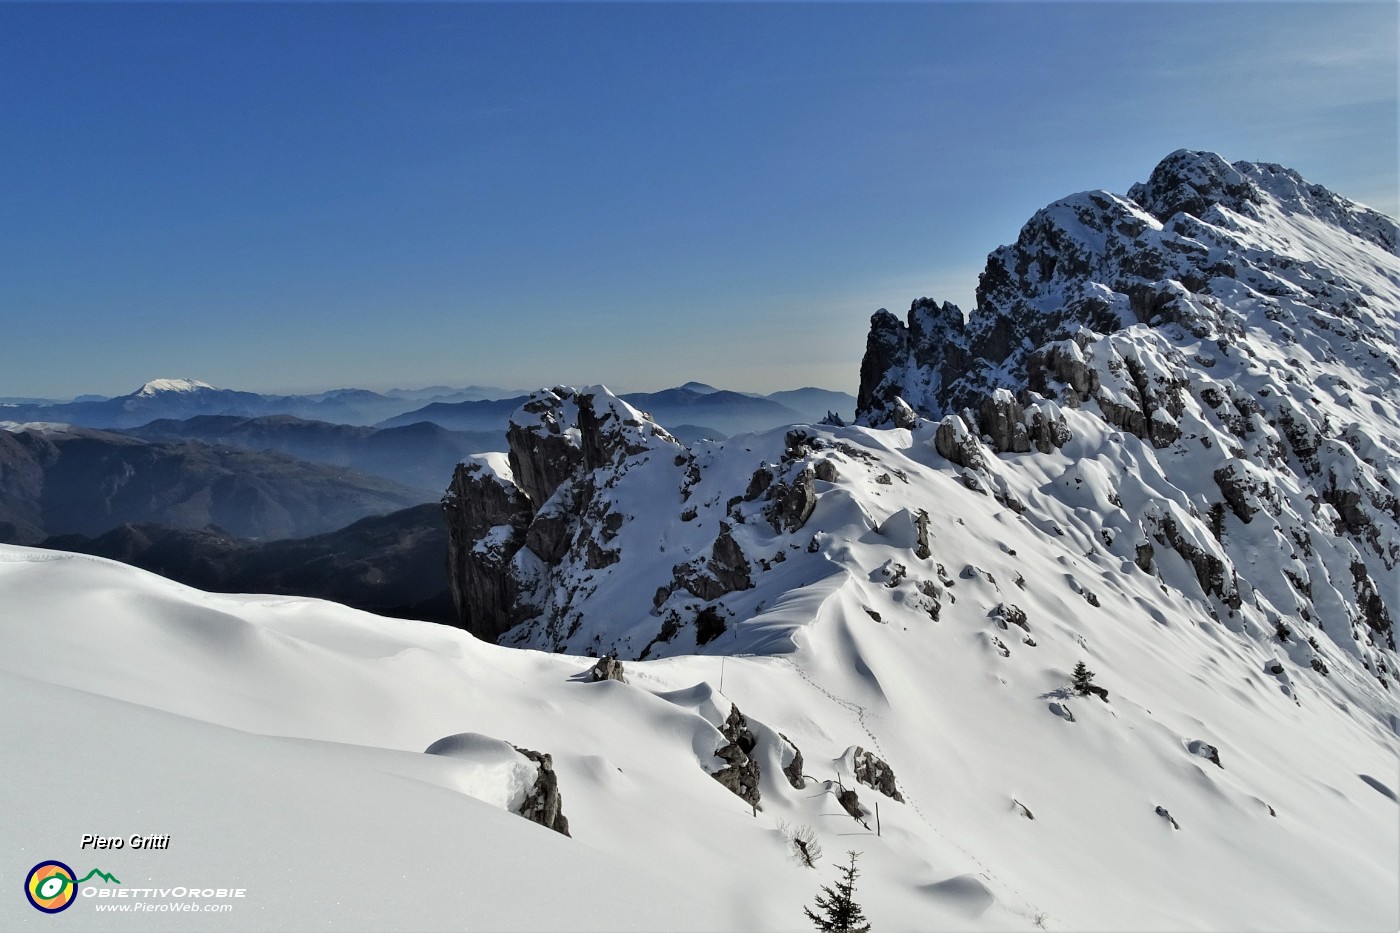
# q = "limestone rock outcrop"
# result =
<box><xmin>711</xmin><ymin>705</ymin><xmax>762</xmax><ymax>810</ymax></box>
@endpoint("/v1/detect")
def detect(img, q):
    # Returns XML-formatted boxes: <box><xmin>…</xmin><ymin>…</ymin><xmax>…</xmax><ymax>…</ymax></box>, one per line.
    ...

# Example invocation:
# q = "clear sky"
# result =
<box><xmin>2</xmin><ymin>2</ymin><xmax>1395</xmax><ymax>400</ymax></box>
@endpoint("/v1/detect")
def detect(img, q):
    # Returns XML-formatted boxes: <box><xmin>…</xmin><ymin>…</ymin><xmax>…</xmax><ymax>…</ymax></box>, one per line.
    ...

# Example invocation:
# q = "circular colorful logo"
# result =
<box><xmin>25</xmin><ymin>861</ymin><xmax>78</xmax><ymax>913</ymax></box>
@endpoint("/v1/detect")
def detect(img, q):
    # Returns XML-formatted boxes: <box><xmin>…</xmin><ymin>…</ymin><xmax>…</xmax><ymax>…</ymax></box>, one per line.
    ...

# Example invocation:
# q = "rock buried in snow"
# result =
<box><xmin>837</xmin><ymin>787</ymin><xmax>867</xmax><ymax>825</ymax></box>
<box><xmin>852</xmin><ymin>746</ymin><xmax>905</xmax><ymax>802</ymax></box>
<box><xmin>891</xmin><ymin>397</ymin><xmax>919</xmax><ymax>430</ymax></box>
<box><xmin>1186</xmin><ymin>739</ymin><xmax>1223</xmax><ymax>768</ymax></box>
<box><xmin>590</xmin><ymin>656</ymin><xmax>626</xmax><ymax>683</ymax></box>
<box><xmin>513</xmin><ymin>745</ymin><xmax>571</xmax><ymax>837</ymax></box>
<box><xmin>991</xmin><ymin>603</ymin><xmax>1029</xmax><ymax>631</ymax></box>
<box><xmin>423</xmin><ymin>733</ymin><xmax>570</xmax><ymax>836</ymax></box>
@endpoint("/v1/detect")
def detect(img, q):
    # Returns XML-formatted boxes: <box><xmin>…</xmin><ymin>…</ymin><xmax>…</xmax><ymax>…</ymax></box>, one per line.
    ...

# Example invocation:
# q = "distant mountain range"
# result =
<box><xmin>122</xmin><ymin>414</ymin><xmax>501</xmax><ymax>494</ymax></box>
<box><xmin>379</xmin><ymin>385</ymin><xmax>856</xmax><ymax>436</ymax></box>
<box><xmin>0</xmin><ymin>423</ymin><xmax>426</xmax><ymax>544</ymax></box>
<box><xmin>0</xmin><ymin>378</ymin><xmax>478</xmax><ymax>428</ymax></box>
<box><xmin>1</xmin><ymin>378</ymin><xmax>856</xmax><ymax>437</ymax></box>
<box><xmin>383</xmin><ymin>385</ymin><xmax>518</xmax><ymax>402</ymax></box>
<box><xmin>43</xmin><ymin>503</ymin><xmax>453</xmax><ymax>624</ymax></box>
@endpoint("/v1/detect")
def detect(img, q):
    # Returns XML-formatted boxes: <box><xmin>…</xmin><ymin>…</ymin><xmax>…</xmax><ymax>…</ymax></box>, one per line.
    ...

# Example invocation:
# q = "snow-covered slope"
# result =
<box><xmin>431</xmin><ymin>387</ymin><xmax>1399</xmax><ymax>928</ymax></box>
<box><xmin>3</xmin><ymin>535</ymin><xmax>1396</xmax><ymax>930</ymax></box>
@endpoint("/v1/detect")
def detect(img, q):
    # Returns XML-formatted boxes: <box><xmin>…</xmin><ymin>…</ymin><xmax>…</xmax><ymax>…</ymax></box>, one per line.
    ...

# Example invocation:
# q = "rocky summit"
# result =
<box><xmin>853</xmin><ymin>149</ymin><xmax>1398</xmax><ymax>679</ymax></box>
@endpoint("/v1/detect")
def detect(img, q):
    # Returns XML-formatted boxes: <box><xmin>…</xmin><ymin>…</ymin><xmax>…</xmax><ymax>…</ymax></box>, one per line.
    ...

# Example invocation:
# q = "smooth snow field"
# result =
<box><xmin>1</xmin><ymin>539</ymin><xmax>1396</xmax><ymax>931</ymax></box>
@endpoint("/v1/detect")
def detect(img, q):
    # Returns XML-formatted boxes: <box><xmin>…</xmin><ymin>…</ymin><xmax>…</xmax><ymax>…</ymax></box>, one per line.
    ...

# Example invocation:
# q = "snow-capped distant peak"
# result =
<box><xmin>131</xmin><ymin>378</ymin><xmax>216</xmax><ymax>397</ymax></box>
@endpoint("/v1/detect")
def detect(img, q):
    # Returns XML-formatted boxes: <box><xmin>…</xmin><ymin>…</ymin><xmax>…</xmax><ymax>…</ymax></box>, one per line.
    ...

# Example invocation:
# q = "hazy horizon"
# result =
<box><xmin>4</xmin><ymin>2</ymin><xmax>1395</xmax><ymax>400</ymax></box>
<box><xmin>1</xmin><ymin>375</ymin><xmax>861</xmax><ymax>404</ymax></box>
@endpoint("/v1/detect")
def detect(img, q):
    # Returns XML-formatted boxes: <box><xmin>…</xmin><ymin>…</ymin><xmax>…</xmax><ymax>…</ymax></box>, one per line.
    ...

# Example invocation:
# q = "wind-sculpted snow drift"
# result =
<box><xmin>4</xmin><ymin>152</ymin><xmax>1397</xmax><ymax>931</ymax></box>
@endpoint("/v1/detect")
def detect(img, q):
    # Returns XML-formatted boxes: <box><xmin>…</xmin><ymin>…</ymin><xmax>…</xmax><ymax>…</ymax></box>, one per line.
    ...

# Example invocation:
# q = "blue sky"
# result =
<box><xmin>2</xmin><ymin>2</ymin><xmax>1395</xmax><ymax>399</ymax></box>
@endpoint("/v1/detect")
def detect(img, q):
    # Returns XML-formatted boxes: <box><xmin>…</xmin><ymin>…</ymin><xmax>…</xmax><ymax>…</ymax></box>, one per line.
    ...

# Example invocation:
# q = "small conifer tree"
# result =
<box><xmin>804</xmin><ymin>850</ymin><xmax>871</xmax><ymax>933</ymax></box>
<box><xmin>1072</xmin><ymin>660</ymin><xmax>1096</xmax><ymax>696</ymax></box>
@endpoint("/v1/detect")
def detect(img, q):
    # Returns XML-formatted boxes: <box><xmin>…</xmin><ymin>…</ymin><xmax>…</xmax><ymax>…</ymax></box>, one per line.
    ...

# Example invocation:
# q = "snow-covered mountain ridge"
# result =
<box><xmin>447</xmin><ymin>151</ymin><xmax>1396</xmax><ymax>679</ymax></box>
<box><xmin>429</xmin><ymin>151</ymin><xmax>1398</xmax><ymax>926</ymax></box>
<box><xmin>854</xmin><ymin>149</ymin><xmax>1398</xmax><ymax>674</ymax></box>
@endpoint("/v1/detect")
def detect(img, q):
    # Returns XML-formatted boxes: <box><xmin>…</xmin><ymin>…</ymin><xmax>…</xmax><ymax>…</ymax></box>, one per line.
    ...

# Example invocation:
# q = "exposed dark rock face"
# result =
<box><xmin>933</xmin><ymin>415</ymin><xmax>988</xmax><ymax>471</ymax></box>
<box><xmin>1353</xmin><ymin>562</ymin><xmax>1395</xmax><ymax>647</ymax></box>
<box><xmin>914</xmin><ymin>509</ymin><xmax>932</xmax><ymax>560</ymax></box>
<box><xmin>890</xmin><ymin>397</ymin><xmax>919</xmax><ymax>430</ymax></box>
<box><xmin>695</xmin><ymin>606</ymin><xmax>728</xmax><ymax>646</ymax></box>
<box><xmin>744</xmin><ymin>465</ymin><xmax>774</xmax><ymax>500</ymax></box>
<box><xmin>711</xmin><ymin>705</ymin><xmax>761</xmax><ymax>810</ymax></box>
<box><xmin>1213</xmin><ymin>460</ymin><xmax>1278</xmax><ymax>524</ymax></box>
<box><xmin>765</xmin><ymin>468</ymin><xmax>818</xmax><ymax>533</ymax></box>
<box><xmin>978</xmin><ymin>391</ymin><xmax>1031</xmax><ymax>454</ymax></box>
<box><xmin>856</xmin><ymin>298</ymin><xmax>972</xmax><ymax>427</ymax></box>
<box><xmin>513</xmin><ymin>746</ymin><xmax>571</xmax><ymax>837</ymax></box>
<box><xmin>710</xmin><ymin>523</ymin><xmax>754</xmax><ymax>589</ymax></box>
<box><xmin>442</xmin><ymin>386</ymin><xmax>683</xmax><ymax>647</ymax></box>
<box><xmin>852</xmin><ymin>747</ymin><xmax>904</xmax><ymax>802</ymax></box>
<box><xmin>857</xmin><ymin>308</ymin><xmax>913</xmax><ymax>420</ymax></box>
<box><xmin>1144</xmin><ymin>505</ymin><xmax>1241</xmax><ymax>610</ymax></box>
<box><xmin>837</xmin><ymin>787</ymin><xmax>865</xmax><ymax>824</ymax></box>
<box><xmin>666</xmin><ymin>522</ymin><xmax>755</xmax><ymax>606</ymax></box>
<box><xmin>443</xmin><ymin>459</ymin><xmax>534</xmax><ymax>641</ymax></box>
<box><xmin>1024</xmin><ymin>397</ymin><xmax>1072</xmax><ymax>453</ymax></box>
<box><xmin>1134</xmin><ymin>541</ymin><xmax>1156</xmax><ymax>573</ymax></box>
<box><xmin>505</xmin><ymin>393</ymin><xmax>586</xmax><ymax>510</ymax></box>
<box><xmin>1028</xmin><ymin>340</ymin><xmax>1098</xmax><ymax>406</ymax></box>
